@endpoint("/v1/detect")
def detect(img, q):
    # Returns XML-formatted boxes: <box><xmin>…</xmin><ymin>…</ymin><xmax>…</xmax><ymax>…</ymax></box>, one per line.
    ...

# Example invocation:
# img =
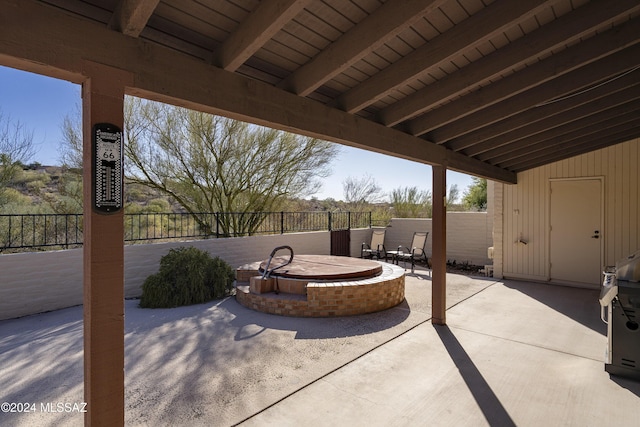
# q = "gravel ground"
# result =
<box><xmin>0</xmin><ymin>267</ymin><xmax>495</xmax><ymax>426</ymax></box>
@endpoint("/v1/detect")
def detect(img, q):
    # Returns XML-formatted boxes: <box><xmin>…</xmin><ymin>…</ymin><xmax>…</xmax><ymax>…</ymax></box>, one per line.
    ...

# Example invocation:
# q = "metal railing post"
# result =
<box><xmin>280</xmin><ymin>211</ymin><xmax>284</xmax><ymax>234</ymax></box>
<box><xmin>64</xmin><ymin>214</ymin><xmax>68</xmax><ymax>248</ymax></box>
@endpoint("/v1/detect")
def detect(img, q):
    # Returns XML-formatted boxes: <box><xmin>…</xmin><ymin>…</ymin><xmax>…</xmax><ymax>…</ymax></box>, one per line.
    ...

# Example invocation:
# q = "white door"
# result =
<box><xmin>549</xmin><ymin>179</ymin><xmax>602</xmax><ymax>287</ymax></box>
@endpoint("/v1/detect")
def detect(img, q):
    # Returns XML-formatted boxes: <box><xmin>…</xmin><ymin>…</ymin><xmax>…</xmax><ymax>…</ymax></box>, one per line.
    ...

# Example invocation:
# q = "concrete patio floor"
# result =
<box><xmin>1</xmin><ymin>267</ymin><xmax>639</xmax><ymax>426</ymax></box>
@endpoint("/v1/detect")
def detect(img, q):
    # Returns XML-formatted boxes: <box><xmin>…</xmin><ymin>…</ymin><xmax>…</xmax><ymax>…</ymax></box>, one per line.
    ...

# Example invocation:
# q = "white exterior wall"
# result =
<box><xmin>493</xmin><ymin>137</ymin><xmax>640</xmax><ymax>283</ymax></box>
<box><xmin>492</xmin><ymin>181</ymin><xmax>504</xmax><ymax>279</ymax></box>
<box><xmin>384</xmin><ymin>213</ymin><xmax>493</xmax><ymax>265</ymax></box>
<box><xmin>1</xmin><ymin>220</ymin><xmax>486</xmax><ymax>320</ymax></box>
<box><xmin>0</xmin><ymin>249</ymin><xmax>83</xmax><ymax>321</ymax></box>
<box><xmin>0</xmin><ymin>230</ymin><xmax>335</xmax><ymax>320</ymax></box>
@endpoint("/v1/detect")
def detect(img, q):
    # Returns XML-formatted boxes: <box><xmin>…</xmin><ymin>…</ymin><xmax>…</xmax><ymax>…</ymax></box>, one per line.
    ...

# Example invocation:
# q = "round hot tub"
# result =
<box><xmin>236</xmin><ymin>254</ymin><xmax>405</xmax><ymax>317</ymax></box>
<box><xmin>258</xmin><ymin>254</ymin><xmax>383</xmax><ymax>280</ymax></box>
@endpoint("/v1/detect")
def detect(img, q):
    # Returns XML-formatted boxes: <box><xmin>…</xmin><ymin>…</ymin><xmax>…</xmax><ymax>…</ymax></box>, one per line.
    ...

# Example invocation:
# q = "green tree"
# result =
<box><xmin>446</xmin><ymin>184</ymin><xmax>459</xmax><ymax>207</ymax></box>
<box><xmin>391</xmin><ymin>186</ymin><xmax>432</xmax><ymax>218</ymax></box>
<box><xmin>388</xmin><ymin>183</ymin><xmax>460</xmax><ymax>218</ymax></box>
<box><xmin>54</xmin><ymin>106</ymin><xmax>85</xmax><ymax>213</ymax></box>
<box><xmin>1</xmin><ymin>109</ymin><xmax>35</xmax><ymax>208</ymax></box>
<box><xmin>462</xmin><ymin>177</ymin><xmax>487</xmax><ymax>211</ymax></box>
<box><xmin>58</xmin><ymin>97</ymin><xmax>339</xmax><ymax>235</ymax></box>
<box><xmin>125</xmin><ymin>98</ymin><xmax>339</xmax><ymax>235</ymax></box>
<box><xmin>58</xmin><ymin>106</ymin><xmax>83</xmax><ymax>170</ymax></box>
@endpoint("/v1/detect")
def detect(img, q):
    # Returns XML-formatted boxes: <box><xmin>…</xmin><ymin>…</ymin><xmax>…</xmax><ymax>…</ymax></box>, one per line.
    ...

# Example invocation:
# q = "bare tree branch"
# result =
<box><xmin>0</xmin><ymin>109</ymin><xmax>36</xmax><ymax>206</ymax></box>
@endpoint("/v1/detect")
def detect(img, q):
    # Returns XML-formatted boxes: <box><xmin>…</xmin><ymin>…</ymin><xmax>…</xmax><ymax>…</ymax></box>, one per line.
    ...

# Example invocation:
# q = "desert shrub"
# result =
<box><xmin>146</xmin><ymin>198</ymin><xmax>171</xmax><ymax>212</ymax></box>
<box><xmin>140</xmin><ymin>246</ymin><xmax>235</xmax><ymax>308</ymax></box>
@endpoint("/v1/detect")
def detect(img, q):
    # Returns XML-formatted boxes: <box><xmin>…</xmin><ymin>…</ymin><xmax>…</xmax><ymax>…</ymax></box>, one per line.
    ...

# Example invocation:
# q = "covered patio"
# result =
<box><xmin>1</xmin><ymin>269</ymin><xmax>638</xmax><ymax>426</ymax></box>
<box><xmin>1</xmin><ymin>1</ymin><xmax>639</xmax><ymax>424</ymax></box>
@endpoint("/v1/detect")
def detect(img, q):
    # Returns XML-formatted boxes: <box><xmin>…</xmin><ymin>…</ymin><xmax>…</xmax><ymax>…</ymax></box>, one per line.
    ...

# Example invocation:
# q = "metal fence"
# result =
<box><xmin>0</xmin><ymin>211</ymin><xmax>371</xmax><ymax>252</ymax></box>
<box><xmin>0</xmin><ymin>213</ymin><xmax>83</xmax><ymax>252</ymax></box>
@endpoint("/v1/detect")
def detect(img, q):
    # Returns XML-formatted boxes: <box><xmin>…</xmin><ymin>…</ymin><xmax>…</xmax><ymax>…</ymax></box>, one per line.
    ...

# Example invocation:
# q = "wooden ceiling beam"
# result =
<box><xmin>0</xmin><ymin>0</ymin><xmax>517</xmax><ymax>184</ymax></box>
<box><xmin>277</xmin><ymin>0</ymin><xmax>446</xmax><ymax>97</ymax></box>
<box><xmin>509</xmin><ymin>126</ymin><xmax>640</xmax><ymax>172</ymax></box>
<box><xmin>108</xmin><ymin>0</ymin><xmax>160</xmax><ymax>37</ymax></box>
<box><xmin>213</xmin><ymin>0</ymin><xmax>310</xmax><ymax>71</ymax></box>
<box><xmin>462</xmin><ymin>84</ymin><xmax>640</xmax><ymax>157</ymax></box>
<box><xmin>412</xmin><ymin>17</ymin><xmax>640</xmax><ymax>139</ymax></box>
<box><xmin>335</xmin><ymin>0</ymin><xmax>550</xmax><ymax>114</ymax></box>
<box><xmin>378</xmin><ymin>0</ymin><xmax>640</xmax><ymax>127</ymax></box>
<box><xmin>484</xmin><ymin>102</ymin><xmax>640</xmax><ymax>164</ymax></box>
<box><xmin>444</xmin><ymin>71</ymin><xmax>640</xmax><ymax>153</ymax></box>
<box><xmin>498</xmin><ymin>118</ymin><xmax>640</xmax><ymax>170</ymax></box>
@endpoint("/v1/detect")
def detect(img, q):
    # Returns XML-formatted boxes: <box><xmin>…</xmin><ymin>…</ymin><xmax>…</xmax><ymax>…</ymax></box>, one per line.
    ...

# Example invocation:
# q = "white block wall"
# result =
<box><xmin>0</xmin><ymin>249</ymin><xmax>84</xmax><ymax>321</ymax></box>
<box><xmin>1</xmin><ymin>231</ymin><xmax>335</xmax><ymax>320</ymax></box>
<box><xmin>0</xmin><ymin>222</ymin><xmax>480</xmax><ymax>320</ymax></box>
<box><xmin>382</xmin><ymin>213</ymin><xmax>493</xmax><ymax>266</ymax></box>
<box><xmin>123</xmin><ymin>230</ymin><xmax>332</xmax><ymax>292</ymax></box>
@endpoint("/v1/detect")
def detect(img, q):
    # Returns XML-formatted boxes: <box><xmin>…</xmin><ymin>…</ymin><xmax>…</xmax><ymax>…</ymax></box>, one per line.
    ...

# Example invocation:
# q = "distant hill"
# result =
<box><xmin>3</xmin><ymin>165</ymin><xmax>365</xmax><ymax>214</ymax></box>
<box><xmin>4</xmin><ymin>165</ymin><xmax>183</xmax><ymax>213</ymax></box>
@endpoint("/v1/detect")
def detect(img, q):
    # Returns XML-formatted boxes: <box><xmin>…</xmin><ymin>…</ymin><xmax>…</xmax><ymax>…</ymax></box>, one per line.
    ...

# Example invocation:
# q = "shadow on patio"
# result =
<box><xmin>2</xmin><ymin>271</ymin><xmax>639</xmax><ymax>426</ymax></box>
<box><xmin>238</xmin><ymin>276</ymin><xmax>640</xmax><ymax>426</ymax></box>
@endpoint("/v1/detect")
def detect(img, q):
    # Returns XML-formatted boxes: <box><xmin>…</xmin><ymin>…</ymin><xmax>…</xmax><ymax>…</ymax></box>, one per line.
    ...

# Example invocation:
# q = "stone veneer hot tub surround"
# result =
<box><xmin>235</xmin><ymin>256</ymin><xmax>405</xmax><ymax>317</ymax></box>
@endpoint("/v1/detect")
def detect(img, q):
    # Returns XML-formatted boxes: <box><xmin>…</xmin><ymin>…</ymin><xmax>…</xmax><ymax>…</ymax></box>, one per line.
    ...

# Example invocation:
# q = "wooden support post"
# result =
<box><xmin>82</xmin><ymin>61</ymin><xmax>131</xmax><ymax>426</ymax></box>
<box><xmin>432</xmin><ymin>165</ymin><xmax>447</xmax><ymax>325</ymax></box>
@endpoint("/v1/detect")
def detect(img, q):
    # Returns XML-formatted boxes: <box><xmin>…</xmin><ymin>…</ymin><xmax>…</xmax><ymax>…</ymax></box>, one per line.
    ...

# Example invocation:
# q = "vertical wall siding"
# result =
<box><xmin>498</xmin><ymin>137</ymin><xmax>640</xmax><ymax>281</ymax></box>
<box><xmin>502</xmin><ymin>170</ymin><xmax>548</xmax><ymax>280</ymax></box>
<box><xmin>492</xmin><ymin>180</ymin><xmax>504</xmax><ymax>278</ymax></box>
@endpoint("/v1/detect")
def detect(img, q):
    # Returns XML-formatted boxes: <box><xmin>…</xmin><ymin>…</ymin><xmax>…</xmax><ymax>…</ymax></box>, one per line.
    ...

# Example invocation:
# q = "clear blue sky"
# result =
<box><xmin>0</xmin><ymin>65</ymin><xmax>474</xmax><ymax>201</ymax></box>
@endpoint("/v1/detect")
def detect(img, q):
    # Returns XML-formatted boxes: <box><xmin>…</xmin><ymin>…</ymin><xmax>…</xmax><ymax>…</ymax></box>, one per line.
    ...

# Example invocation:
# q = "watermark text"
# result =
<box><xmin>1</xmin><ymin>401</ymin><xmax>87</xmax><ymax>413</ymax></box>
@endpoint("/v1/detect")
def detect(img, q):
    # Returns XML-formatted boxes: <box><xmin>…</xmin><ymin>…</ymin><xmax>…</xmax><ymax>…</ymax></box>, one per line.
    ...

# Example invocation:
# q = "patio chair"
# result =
<box><xmin>361</xmin><ymin>228</ymin><xmax>388</xmax><ymax>261</ymax></box>
<box><xmin>394</xmin><ymin>231</ymin><xmax>429</xmax><ymax>273</ymax></box>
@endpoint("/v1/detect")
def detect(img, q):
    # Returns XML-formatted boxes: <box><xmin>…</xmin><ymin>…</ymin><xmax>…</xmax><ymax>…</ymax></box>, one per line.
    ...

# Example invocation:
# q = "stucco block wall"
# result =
<box><xmin>382</xmin><ymin>213</ymin><xmax>493</xmax><ymax>266</ymax></box>
<box><xmin>0</xmin><ymin>249</ymin><xmax>84</xmax><ymax>321</ymax></box>
<box><xmin>0</xmin><ymin>219</ymin><xmax>481</xmax><ymax>320</ymax></box>
<box><xmin>123</xmin><ymin>230</ymin><xmax>332</xmax><ymax>293</ymax></box>
<box><xmin>0</xmin><ymin>231</ymin><xmax>334</xmax><ymax>320</ymax></box>
<box><xmin>350</xmin><ymin>228</ymin><xmax>371</xmax><ymax>258</ymax></box>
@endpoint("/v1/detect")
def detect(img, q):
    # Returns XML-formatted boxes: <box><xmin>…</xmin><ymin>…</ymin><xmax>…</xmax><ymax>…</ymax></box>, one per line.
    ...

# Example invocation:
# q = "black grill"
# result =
<box><xmin>599</xmin><ymin>251</ymin><xmax>640</xmax><ymax>381</ymax></box>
